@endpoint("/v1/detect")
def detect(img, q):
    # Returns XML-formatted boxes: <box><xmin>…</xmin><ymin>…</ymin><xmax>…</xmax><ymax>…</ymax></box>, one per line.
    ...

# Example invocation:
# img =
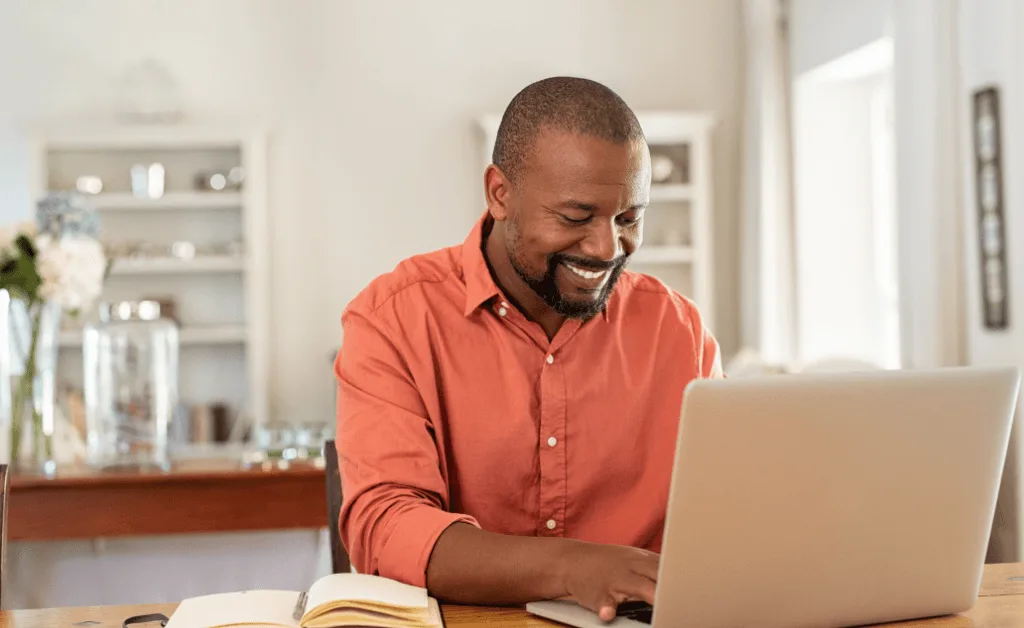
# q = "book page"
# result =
<box><xmin>306</xmin><ymin>573</ymin><xmax>428</xmax><ymax>613</ymax></box>
<box><xmin>166</xmin><ymin>590</ymin><xmax>302</xmax><ymax>628</ymax></box>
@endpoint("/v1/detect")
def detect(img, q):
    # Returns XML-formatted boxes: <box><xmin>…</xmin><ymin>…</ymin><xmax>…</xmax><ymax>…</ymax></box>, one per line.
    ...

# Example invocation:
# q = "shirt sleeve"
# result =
<box><xmin>335</xmin><ymin>304</ymin><xmax>479</xmax><ymax>587</ymax></box>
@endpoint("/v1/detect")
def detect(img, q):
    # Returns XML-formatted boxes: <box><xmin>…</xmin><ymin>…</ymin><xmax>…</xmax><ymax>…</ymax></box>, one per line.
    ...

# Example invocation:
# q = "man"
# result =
<box><xmin>336</xmin><ymin>76</ymin><xmax>722</xmax><ymax>621</ymax></box>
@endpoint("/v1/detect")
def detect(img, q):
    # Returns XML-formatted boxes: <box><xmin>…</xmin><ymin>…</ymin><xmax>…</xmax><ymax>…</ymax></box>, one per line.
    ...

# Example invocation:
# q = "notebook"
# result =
<box><xmin>165</xmin><ymin>573</ymin><xmax>443</xmax><ymax>628</ymax></box>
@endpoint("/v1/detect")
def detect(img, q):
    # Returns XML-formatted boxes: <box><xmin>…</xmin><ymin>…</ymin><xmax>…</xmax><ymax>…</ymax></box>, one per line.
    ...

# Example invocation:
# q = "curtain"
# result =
<box><xmin>738</xmin><ymin>0</ymin><xmax>798</xmax><ymax>369</ymax></box>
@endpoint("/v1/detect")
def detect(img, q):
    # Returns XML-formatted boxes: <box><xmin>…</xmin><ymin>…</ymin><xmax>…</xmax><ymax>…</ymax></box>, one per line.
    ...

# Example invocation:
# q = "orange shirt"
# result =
<box><xmin>335</xmin><ymin>214</ymin><xmax>722</xmax><ymax>587</ymax></box>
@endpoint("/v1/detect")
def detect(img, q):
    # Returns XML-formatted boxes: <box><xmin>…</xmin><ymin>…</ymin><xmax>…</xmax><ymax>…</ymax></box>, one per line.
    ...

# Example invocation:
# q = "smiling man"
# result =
<box><xmin>335</xmin><ymin>77</ymin><xmax>722</xmax><ymax>621</ymax></box>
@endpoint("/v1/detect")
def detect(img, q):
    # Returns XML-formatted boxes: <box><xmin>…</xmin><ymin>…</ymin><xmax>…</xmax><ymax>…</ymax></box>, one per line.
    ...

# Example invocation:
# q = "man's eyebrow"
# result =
<box><xmin>557</xmin><ymin>200</ymin><xmax>598</xmax><ymax>211</ymax></box>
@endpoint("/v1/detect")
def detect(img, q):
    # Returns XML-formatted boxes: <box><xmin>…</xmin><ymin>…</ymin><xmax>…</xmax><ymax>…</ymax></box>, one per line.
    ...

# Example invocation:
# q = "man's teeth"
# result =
<box><xmin>565</xmin><ymin>263</ymin><xmax>607</xmax><ymax>280</ymax></box>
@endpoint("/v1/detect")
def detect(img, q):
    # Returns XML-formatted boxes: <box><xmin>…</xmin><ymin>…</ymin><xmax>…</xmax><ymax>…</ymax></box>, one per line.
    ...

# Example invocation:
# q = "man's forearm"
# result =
<box><xmin>425</xmin><ymin>522</ymin><xmax>581</xmax><ymax>605</ymax></box>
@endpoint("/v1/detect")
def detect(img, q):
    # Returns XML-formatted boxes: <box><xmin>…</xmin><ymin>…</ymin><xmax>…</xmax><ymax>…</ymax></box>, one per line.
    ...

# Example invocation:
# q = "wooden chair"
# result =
<box><xmin>1</xmin><ymin>463</ymin><xmax>9</xmax><ymax>608</ymax></box>
<box><xmin>323</xmin><ymin>440</ymin><xmax>351</xmax><ymax>573</ymax></box>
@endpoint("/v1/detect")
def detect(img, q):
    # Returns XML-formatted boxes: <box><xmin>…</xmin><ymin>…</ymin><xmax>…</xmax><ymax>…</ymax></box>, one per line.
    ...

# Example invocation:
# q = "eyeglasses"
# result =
<box><xmin>122</xmin><ymin>613</ymin><xmax>169</xmax><ymax>627</ymax></box>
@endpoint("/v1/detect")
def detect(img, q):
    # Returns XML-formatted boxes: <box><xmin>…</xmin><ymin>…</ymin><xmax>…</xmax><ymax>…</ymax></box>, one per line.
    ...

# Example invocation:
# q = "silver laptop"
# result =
<box><xmin>527</xmin><ymin>366</ymin><xmax>1020</xmax><ymax>628</ymax></box>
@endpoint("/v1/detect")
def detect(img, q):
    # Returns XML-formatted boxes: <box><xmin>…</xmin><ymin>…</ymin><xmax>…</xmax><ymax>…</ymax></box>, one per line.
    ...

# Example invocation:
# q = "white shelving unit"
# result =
<box><xmin>109</xmin><ymin>256</ymin><xmax>248</xmax><ymax>275</ymax></box>
<box><xmin>89</xmin><ymin>191</ymin><xmax>243</xmax><ymax>211</ymax></box>
<box><xmin>24</xmin><ymin>119</ymin><xmax>271</xmax><ymax>433</ymax></box>
<box><xmin>476</xmin><ymin>111</ymin><xmax>717</xmax><ymax>326</ymax></box>
<box><xmin>59</xmin><ymin>324</ymin><xmax>248</xmax><ymax>348</ymax></box>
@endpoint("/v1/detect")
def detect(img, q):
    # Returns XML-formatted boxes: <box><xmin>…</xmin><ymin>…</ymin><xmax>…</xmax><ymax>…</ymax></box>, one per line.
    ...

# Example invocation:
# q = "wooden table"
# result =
<box><xmin>7</xmin><ymin>458</ymin><xmax>327</xmax><ymax>540</ymax></box>
<box><xmin>2</xmin><ymin>563</ymin><xmax>1021</xmax><ymax>627</ymax></box>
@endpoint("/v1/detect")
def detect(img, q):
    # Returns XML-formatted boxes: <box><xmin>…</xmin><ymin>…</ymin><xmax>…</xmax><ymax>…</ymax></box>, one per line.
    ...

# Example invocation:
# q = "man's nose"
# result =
<box><xmin>580</xmin><ymin>218</ymin><xmax>623</xmax><ymax>262</ymax></box>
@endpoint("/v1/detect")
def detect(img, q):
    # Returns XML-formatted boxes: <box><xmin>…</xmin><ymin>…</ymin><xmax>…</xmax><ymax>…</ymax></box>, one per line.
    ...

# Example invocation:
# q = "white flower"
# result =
<box><xmin>0</xmin><ymin>220</ymin><xmax>38</xmax><ymax>254</ymax></box>
<box><xmin>17</xmin><ymin>220</ymin><xmax>38</xmax><ymax>239</ymax></box>
<box><xmin>0</xmin><ymin>225</ymin><xmax>16</xmax><ymax>252</ymax></box>
<box><xmin>35</xmin><ymin>234</ymin><xmax>107</xmax><ymax>311</ymax></box>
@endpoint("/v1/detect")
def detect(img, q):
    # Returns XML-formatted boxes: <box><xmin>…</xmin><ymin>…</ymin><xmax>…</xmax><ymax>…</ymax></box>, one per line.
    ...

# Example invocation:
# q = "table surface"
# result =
<box><xmin>1</xmin><ymin>562</ymin><xmax>1021</xmax><ymax>627</ymax></box>
<box><xmin>8</xmin><ymin>457</ymin><xmax>326</xmax><ymax>489</ymax></box>
<box><xmin>7</xmin><ymin>458</ymin><xmax>328</xmax><ymax>541</ymax></box>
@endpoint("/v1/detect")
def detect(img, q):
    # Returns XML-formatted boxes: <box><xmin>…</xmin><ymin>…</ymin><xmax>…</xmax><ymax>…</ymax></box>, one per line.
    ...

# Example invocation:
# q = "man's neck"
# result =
<box><xmin>483</xmin><ymin>221</ymin><xmax>565</xmax><ymax>340</ymax></box>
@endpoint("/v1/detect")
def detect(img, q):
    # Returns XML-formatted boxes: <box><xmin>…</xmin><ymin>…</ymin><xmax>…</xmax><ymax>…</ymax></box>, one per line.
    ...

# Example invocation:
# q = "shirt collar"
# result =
<box><xmin>462</xmin><ymin>213</ymin><xmax>501</xmax><ymax>316</ymax></box>
<box><xmin>461</xmin><ymin>211</ymin><xmax>614</xmax><ymax>322</ymax></box>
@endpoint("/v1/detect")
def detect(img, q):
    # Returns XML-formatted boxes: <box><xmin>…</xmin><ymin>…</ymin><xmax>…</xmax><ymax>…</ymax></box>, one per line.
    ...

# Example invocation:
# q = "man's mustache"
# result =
<box><xmin>550</xmin><ymin>253</ymin><xmax>627</xmax><ymax>272</ymax></box>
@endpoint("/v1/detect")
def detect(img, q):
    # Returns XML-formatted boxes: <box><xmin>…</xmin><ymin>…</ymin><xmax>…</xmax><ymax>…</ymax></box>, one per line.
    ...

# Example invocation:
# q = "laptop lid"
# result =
<box><xmin>653</xmin><ymin>366</ymin><xmax>1019</xmax><ymax>628</ymax></box>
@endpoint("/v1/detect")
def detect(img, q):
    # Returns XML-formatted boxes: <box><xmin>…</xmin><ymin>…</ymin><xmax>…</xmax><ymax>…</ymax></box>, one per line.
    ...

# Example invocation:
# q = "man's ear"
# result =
<box><xmin>484</xmin><ymin>164</ymin><xmax>512</xmax><ymax>221</ymax></box>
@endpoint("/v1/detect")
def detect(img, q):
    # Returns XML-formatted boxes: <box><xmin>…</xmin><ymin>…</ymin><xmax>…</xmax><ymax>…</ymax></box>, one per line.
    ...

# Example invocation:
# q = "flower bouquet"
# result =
<box><xmin>0</xmin><ymin>193</ymin><xmax>107</xmax><ymax>472</ymax></box>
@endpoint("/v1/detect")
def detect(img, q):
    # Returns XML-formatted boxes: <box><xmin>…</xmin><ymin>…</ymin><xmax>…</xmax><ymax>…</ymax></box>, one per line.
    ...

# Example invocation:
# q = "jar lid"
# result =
<box><xmin>100</xmin><ymin>300</ymin><xmax>162</xmax><ymax>322</ymax></box>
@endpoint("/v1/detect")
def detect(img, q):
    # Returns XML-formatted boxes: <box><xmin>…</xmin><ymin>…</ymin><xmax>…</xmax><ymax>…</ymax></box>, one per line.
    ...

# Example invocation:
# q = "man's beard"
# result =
<box><xmin>508</xmin><ymin>247</ymin><xmax>626</xmax><ymax>319</ymax></box>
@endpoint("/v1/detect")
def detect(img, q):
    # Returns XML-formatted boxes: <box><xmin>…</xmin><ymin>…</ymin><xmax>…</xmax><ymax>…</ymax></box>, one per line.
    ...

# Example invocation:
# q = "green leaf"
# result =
<box><xmin>14</xmin><ymin>235</ymin><xmax>36</xmax><ymax>259</ymax></box>
<box><xmin>0</xmin><ymin>252</ymin><xmax>42</xmax><ymax>302</ymax></box>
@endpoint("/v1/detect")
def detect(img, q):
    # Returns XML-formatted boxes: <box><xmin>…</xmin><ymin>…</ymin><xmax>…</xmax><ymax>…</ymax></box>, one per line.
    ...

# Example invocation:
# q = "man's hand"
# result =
<box><xmin>561</xmin><ymin>543</ymin><xmax>659</xmax><ymax>622</ymax></box>
<box><xmin>426</xmin><ymin>523</ymin><xmax>659</xmax><ymax>622</ymax></box>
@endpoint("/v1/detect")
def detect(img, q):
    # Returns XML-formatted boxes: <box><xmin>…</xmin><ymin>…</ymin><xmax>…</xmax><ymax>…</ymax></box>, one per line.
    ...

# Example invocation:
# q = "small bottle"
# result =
<box><xmin>130</xmin><ymin>164</ymin><xmax>149</xmax><ymax>197</ymax></box>
<box><xmin>147</xmin><ymin>163</ymin><xmax>165</xmax><ymax>199</ymax></box>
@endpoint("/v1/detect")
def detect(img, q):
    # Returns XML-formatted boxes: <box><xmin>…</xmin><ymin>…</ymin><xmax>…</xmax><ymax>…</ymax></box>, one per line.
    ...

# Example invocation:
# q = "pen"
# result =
<box><xmin>293</xmin><ymin>591</ymin><xmax>308</xmax><ymax>621</ymax></box>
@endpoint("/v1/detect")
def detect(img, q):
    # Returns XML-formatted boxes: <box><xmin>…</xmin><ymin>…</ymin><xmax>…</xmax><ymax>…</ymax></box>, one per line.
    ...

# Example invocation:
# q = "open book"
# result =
<box><xmin>166</xmin><ymin>573</ymin><xmax>443</xmax><ymax>628</ymax></box>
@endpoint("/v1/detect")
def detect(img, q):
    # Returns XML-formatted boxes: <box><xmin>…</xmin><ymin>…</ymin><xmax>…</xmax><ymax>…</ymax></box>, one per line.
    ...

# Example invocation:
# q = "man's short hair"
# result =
<box><xmin>492</xmin><ymin>76</ymin><xmax>645</xmax><ymax>183</ymax></box>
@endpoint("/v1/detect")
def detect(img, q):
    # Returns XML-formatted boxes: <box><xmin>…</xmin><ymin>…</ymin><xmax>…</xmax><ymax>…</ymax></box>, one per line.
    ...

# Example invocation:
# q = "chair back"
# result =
<box><xmin>0</xmin><ymin>463</ymin><xmax>9</xmax><ymax>608</ymax></box>
<box><xmin>323</xmin><ymin>440</ymin><xmax>350</xmax><ymax>573</ymax></box>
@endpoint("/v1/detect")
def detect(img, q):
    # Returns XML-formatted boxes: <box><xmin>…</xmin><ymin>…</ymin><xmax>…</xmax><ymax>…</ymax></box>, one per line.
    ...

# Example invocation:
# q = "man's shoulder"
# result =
<box><xmin>616</xmin><ymin>269</ymin><xmax>705</xmax><ymax>325</ymax></box>
<box><xmin>346</xmin><ymin>244</ymin><xmax>463</xmax><ymax>316</ymax></box>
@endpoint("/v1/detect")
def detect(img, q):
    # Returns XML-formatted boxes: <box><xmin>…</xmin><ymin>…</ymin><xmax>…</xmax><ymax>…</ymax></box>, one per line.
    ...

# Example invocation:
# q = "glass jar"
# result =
<box><xmin>83</xmin><ymin>300</ymin><xmax>178</xmax><ymax>470</ymax></box>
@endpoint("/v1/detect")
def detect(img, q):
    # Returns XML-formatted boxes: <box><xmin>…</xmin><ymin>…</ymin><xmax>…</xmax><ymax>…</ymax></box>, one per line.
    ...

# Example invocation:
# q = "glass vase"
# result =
<box><xmin>83</xmin><ymin>300</ymin><xmax>177</xmax><ymax>470</ymax></box>
<box><xmin>7</xmin><ymin>297</ymin><xmax>61</xmax><ymax>475</ymax></box>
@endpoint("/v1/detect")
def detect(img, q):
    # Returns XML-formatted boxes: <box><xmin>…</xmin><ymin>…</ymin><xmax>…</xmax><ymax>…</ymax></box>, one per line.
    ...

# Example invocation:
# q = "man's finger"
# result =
<box><xmin>594</xmin><ymin>592</ymin><xmax>622</xmax><ymax>623</ymax></box>
<box><xmin>632</xmin><ymin>555</ymin><xmax>660</xmax><ymax>583</ymax></box>
<box><xmin>622</xmin><ymin>573</ymin><xmax>657</xmax><ymax>605</ymax></box>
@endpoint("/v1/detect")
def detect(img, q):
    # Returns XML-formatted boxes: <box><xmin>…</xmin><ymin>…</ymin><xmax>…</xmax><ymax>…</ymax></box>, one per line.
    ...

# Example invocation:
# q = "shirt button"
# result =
<box><xmin>547</xmin><ymin>436</ymin><xmax>557</xmax><ymax>447</ymax></box>
<box><xmin>498</xmin><ymin>307</ymin><xmax>507</xmax><ymax>317</ymax></box>
<box><xmin>501</xmin><ymin>301</ymin><xmax>509</xmax><ymax>308</ymax></box>
<box><xmin>546</xmin><ymin>519</ymin><xmax>557</xmax><ymax>530</ymax></box>
<box><xmin>545</xmin><ymin>354</ymin><xmax>554</xmax><ymax>365</ymax></box>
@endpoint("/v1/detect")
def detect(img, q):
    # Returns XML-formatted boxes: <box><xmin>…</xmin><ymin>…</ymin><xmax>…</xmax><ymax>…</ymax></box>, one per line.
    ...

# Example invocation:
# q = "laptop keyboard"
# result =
<box><xmin>616</xmin><ymin>601</ymin><xmax>653</xmax><ymax>624</ymax></box>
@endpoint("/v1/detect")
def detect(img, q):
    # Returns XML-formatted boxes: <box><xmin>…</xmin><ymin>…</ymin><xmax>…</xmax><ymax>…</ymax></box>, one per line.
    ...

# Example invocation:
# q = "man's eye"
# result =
<box><xmin>561</xmin><ymin>214</ymin><xmax>591</xmax><ymax>224</ymax></box>
<box><xmin>618</xmin><ymin>213</ymin><xmax>642</xmax><ymax>226</ymax></box>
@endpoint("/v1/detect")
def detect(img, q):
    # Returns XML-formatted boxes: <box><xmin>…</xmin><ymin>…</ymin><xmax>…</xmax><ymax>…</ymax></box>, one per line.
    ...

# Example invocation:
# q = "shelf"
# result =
<box><xmin>631</xmin><ymin>245</ymin><xmax>694</xmax><ymax>264</ymax></box>
<box><xmin>649</xmin><ymin>183</ymin><xmax>694</xmax><ymax>203</ymax></box>
<box><xmin>110</xmin><ymin>256</ymin><xmax>246</xmax><ymax>275</ymax></box>
<box><xmin>59</xmin><ymin>324</ymin><xmax>248</xmax><ymax>348</ymax></box>
<box><xmin>78</xmin><ymin>192</ymin><xmax>242</xmax><ymax>211</ymax></box>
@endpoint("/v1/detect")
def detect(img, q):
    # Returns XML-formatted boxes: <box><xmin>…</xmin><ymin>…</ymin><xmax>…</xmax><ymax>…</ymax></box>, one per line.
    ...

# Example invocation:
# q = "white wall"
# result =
<box><xmin>0</xmin><ymin>0</ymin><xmax>745</xmax><ymax>427</ymax></box>
<box><xmin>788</xmin><ymin>0</ymin><xmax>890</xmax><ymax>76</ymax></box>
<box><xmin>891</xmin><ymin>0</ymin><xmax>964</xmax><ymax>371</ymax></box>
<box><xmin>958</xmin><ymin>0</ymin><xmax>1024</xmax><ymax>563</ymax></box>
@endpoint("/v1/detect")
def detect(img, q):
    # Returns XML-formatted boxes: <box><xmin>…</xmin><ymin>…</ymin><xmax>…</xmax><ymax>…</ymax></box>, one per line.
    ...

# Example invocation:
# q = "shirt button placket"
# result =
<box><xmin>539</xmin><ymin>349</ymin><xmax>565</xmax><ymax>537</ymax></box>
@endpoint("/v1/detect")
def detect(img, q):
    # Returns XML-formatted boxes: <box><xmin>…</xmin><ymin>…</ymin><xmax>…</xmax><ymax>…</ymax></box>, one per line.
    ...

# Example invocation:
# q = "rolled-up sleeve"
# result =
<box><xmin>335</xmin><ymin>304</ymin><xmax>479</xmax><ymax>587</ymax></box>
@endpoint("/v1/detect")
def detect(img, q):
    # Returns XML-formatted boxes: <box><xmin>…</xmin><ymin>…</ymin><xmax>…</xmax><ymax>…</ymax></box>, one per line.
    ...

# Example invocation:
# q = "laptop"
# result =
<box><xmin>527</xmin><ymin>366</ymin><xmax>1020</xmax><ymax>628</ymax></box>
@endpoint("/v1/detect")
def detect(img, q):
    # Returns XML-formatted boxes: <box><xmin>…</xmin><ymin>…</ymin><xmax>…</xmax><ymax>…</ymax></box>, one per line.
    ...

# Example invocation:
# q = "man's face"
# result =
<box><xmin>501</xmin><ymin>130</ymin><xmax>650</xmax><ymax>318</ymax></box>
